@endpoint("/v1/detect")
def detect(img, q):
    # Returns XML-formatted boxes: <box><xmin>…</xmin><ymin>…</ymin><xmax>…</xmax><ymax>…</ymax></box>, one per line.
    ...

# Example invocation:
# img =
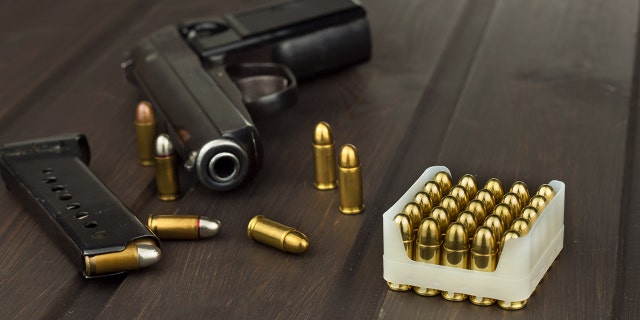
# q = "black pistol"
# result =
<box><xmin>123</xmin><ymin>0</ymin><xmax>371</xmax><ymax>191</ymax></box>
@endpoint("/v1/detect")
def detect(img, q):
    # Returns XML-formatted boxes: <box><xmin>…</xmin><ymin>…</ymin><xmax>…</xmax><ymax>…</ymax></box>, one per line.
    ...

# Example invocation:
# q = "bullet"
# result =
<box><xmin>449</xmin><ymin>185</ymin><xmax>469</xmax><ymax>208</ymax></box>
<box><xmin>511</xmin><ymin>217</ymin><xmax>530</xmax><ymax>237</ymax></box>
<box><xmin>466</xmin><ymin>199</ymin><xmax>487</xmax><ymax>224</ymax></box>
<box><xmin>521</xmin><ymin>206</ymin><xmax>539</xmax><ymax>226</ymax></box>
<box><xmin>484</xmin><ymin>214</ymin><xmax>505</xmax><ymax>244</ymax></box>
<box><xmin>422</xmin><ymin>181</ymin><xmax>442</xmax><ymax>204</ymax></box>
<box><xmin>498</xmin><ymin>230</ymin><xmax>527</xmax><ymax>310</ymax></box>
<box><xmin>338</xmin><ymin>144</ymin><xmax>364</xmax><ymax>214</ymax></box>
<box><xmin>475</xmin><ymin>189</ymin><xmax>495</xmax><ymax>212</ymax></box>
<box><xmin>403</xmin><ymin>202</ymin><xmax>423</xmax><ymax>232</ymax></box>
<box><xmin>492</xmin><ymin>203</ymin><xmax>514</xmax><ymax>228</ymax></box>
<box><xmin>483</xmin><ymin>178</ymin><xmax>504</xmax><ymax>201</ymax></box>
<box><xmin>414</xmin><ymin>217</ymin><xmax>441</xmax><ymax>296</ymax></box>
<box><xmin>536</xmin><ymin>184</ymin><xmax>555</xmax><ymax>202</ymax></box>
<box><xmin>441</xmin><ymin>222</ymin><xmax>469</xmax><ymax>301</ymax></box>
<box><xmin>434</xmin><ymin>171</ymin><xmax>453</xmax><ymax>194</ymax></box>
<box><xmin>85</xmin><ymin>238</ymin><xmax>161</xmax><ymax>276</ymax></box>
<box><xmin>529</xmin><ymin>195</ymin><xmax>548</xmax><ymax>213</ymax></box>
<box><xmin>430</xmin><ymin>206</ymin><xmax>451</xmax><ymax>236</ymax></box>
<box><xmin>135</xmin><ymin>101</ymin><xmax>157</xmax><ymax>166</ymax></box>
<box><xmin>499</xmin><ymin>230</ymin><xmax>520</xmax><ymax>256</ymax></box>
<box><xmin>247</xmin><ymin>215</ymin><xmax>309</xmax><ymax>254</ymax></box>
<box><xmin>458</xmin><ymin>174</ymin><xmax>478</xmax><ymax>197</ymax></box>
<box><xmin>469</xmin><ymin>226</ymin><xmax>497</xmax><ymax>306</ymax></box>
<box><xmin>440</xmin><ymin>195</ymin><xmax>460</xmax><ymax>221</ymax></box>
<box><xmin>510</xmin><ymin>181</ymin><xmax>530</xmax><ymax>207</ymax></box>
<box><xmin>387</xmin><ymin>214</ymin><xmax>413</xmax><ymax>291</ymax></box>
<box><xmin>155</xmin><ymin>134</ymin><xmax>180</xmax><ymax>201</ymax></box>
<box><xmin>312</xmin><ymin>122</ymin><xmax>337</xmax><ymax>190</ymax></box>
<box><xmin>457</xmin><ymin>210</ymin><xmax>477</xmax><ymax>241</ymax></box>
<box><xmin>413</xmin><ymin>192</ymin><xmax>433</xmax><ymax>217</ymax></box>
<box><xmin>501</xmin><ymin>192</ymin><xmax>521</xmax><ymax>216</ymax></box>
<box><xmin>148</xmin><ymin>215</ymin><xmax>221</xmax><ymax>240</ymax></box>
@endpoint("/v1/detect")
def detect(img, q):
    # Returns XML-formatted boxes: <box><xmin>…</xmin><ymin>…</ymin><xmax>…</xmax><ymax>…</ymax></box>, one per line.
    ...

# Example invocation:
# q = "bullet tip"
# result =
<box><xmin>155</xmin><ymin>134</ymin><xmax>174</xmax><ymax>157</ymax></box>
<box><xmin>472</xmin><ymin>226</ymin><xmax>495</xmax><ymax>254</ymax></box>
<box><xmin>199</xmin><ymin>217</ymin><xmax>221</xmax><ymax>238</ymax></box>
<box><xmin>136</xmin><ymin>244</ymin><xmax>161</xmax><ymax>268</ymax></box>
<box><xmin>313</xmin><ymin>122</ymin><xmax>333</xmax><ymax>145</ymax></box>
<box><xmin>339</xmin><ymin>144</ymin><xmax>359</xmax><ymax>168</ymax></box>
<box><xmin>284</xmin><ymin>231</ymin><xmax>310</xmax><ymax>254</ymax></box>
<box><xmin>135</xmin><ymin>101</ymin><xmax>155</xmax><ymax>123</ymax></box>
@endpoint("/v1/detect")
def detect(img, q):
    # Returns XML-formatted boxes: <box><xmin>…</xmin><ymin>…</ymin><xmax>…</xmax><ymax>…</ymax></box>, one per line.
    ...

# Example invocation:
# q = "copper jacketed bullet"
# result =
<box><xmin>483</xmin><ymin>178</ymin><xmax>504</xmax><ymax>201</ymax></box>
<box><xmin>536</xmin><ymin>184</ymin><xmax>555</xmax><ymax>202</ymax></box>
<box><xmin>85</xmin><ymin>238</ymin><xmax>161</xmax><ymax>276</ymax></box>
<box><xmin>414</xmin><ymin>217</ymin><xmax>441</xmax><ymax>296</ymax></box>
<box><xmin>458</xmin><ymin>174</ymin><xmax>478</xmax><ymax>197</ymax></box>
<box><xmin>338</xmin><ymin>144</ymin><xmax>364</xmax><ymax>214</ymax></box>
<box><xmin>312</xmin><ymin>122</ymin><xmax>337</xmax><ymax>190</ymax></box>
<box><xmin>422</xmin><ymin>181</ymin><xmax>442</xmax><ymax>204</ymax></box>
<box><xmin>135</xmin><ymin>101</ymin><xmax>157</xmax><ymax>166</ymax></box>
<box><xmin>498</xmin><ymin>231</ymin><xmax>527</xmax><ymax>310</ymax></box>
<box><xmin>434</xmin><ymin>171</ymin><xmax>453</xmax><ymax>194</ymax></box>
<box><xmin>388</xmin><ymin>214</ymin><xmax>413</xmax><ymax>291</ymax></box>
<box><xmin>155</xmin><ymin>134</ymin><xmax>180</xmax><ymax>201</ymax></box>
<box><xmin>148</xmin><ymin>215</ymin><xmax>221</xmax><ymax>240</ymax></box>
<box><xmin>441</xmin><ymin>222</ymin><xmax>469</xmax><ymax>301</ymax></box>
<box><xmin>449</xmin><ymin>185</ymin><xmax>469</xmax><ymax>208</ymax></box>
<box><xmin>413</xmin><ymin>192</ymin><xmax>433</xmax><ymax>217</ymax></box>
<box><xmin>469</xmin><ymin>226</ymin><xmax>497</xmax><ymax>306</ymax></box>
<box><xmin>510</xmin><ymin>181</ymin><xmax>530</xmax><ymax>207</ymax></box>
<box><xmin>247</xmin><ymin>215</ymin><xmax>309</xmax><ymax>254</ymax></box>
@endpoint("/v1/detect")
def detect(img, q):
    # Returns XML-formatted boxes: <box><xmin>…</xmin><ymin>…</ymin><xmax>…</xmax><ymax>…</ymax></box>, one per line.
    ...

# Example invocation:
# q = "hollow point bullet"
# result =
<box><xmin>470</xmin><ymin>226</ymin><xmax>497</xmax><ymax>306</ymax></box>
<box><xmin>536</xmin><ymin>184</ymin><xmax>555</xmax><ymax>202</ymax></box>
<box><xmin>148</xmin><ymin>215</ymin><xmax>221</xmax><ymax>240</ymax></box>
<box><xmin>84</xmin><ymin>238</ymin><xmax>161</xmax><ymax>277</ymax></box>
<box><xmin>510</xmin><ymin>181</ymin><xmax>530</xmax><ymax>207</ymax></box>
<box><xmin>388</xmin><ymin>214</ymin><xmax>413</xmax><ymax>291</ymax></box>
<box><xmin>449</xmin><ymin>185</ymin><xmax>469</xmax><ymax>208</ymax></box>
<box><xmin>498</xmin><ymin>231</ymin><xmax>527</xmax><ymax>310</ymax></box>
<box><xmin>475</xmin><ymin>189</ymin><xmax>495</xmax><ymax>212</ymax></box>
<box><xmin>135</xmin><ymin>101</ymin><xmax>157</xmax><ymax>166</ymax></box>
<box><xmin>414</xmin><ymin>217</ymin><xmax>441</xmax><ymax>296</ymax></box>
<box><xmin>403</xmin><ymin>202</ymin><xmax>423</xmax><ymax>232</ymax></box>
<box><xmin>413</xmin><ymin>192</ymin><xmax>433</xmax><ymax>216</ymax></box>
<box><xmin>422</xmin><ymin>181</ymin><xmax>442</xmax><ymax>204</ymax></box>
<box><xmin>441</xmin><ymin>222</ymin><xmax>469</xmax><ymax>301</ymax></box>
<box><xmin>483</xmin><ymin>178</ymin><xmax>504</xmax><ymax>201</ymax></box>
<box><xmin>338</xmin><ymin>144</ymin><xmax>364</xmax><ymax>214</ymax></box>
<box><xmin>434</xmin><ymin>171</ymin><xmax>453</xmax><ymax>194</ymax></box>
<box><xmin>458</xmin><ymin>174</ymin><xmax>478</xmax><ymax>197</ymax></box>
<box><xmin>312</xmin><ymin>122</ymin><xmax>337</xmax><ymax>190</ymax></box>
<box><xmin>247</xmin><ymin>215</ymin><xmax>309</xmax><ymax>254</ymax></box>
<box><xmin>155</xmin><ymin>134</ymin><xmax>180</xmax><ymax>201</ymax></box>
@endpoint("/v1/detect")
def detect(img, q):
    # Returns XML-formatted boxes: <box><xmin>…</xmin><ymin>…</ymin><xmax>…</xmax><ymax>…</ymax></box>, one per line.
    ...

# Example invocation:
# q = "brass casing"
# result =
<box><xmin>388</xmin><ymin>214</ymin><xmax>413</xmax><ymax>291</ymax></box>
<box><xmin>312</xmin><ymin>122</ymin><xmax>337</xmax><ymax>190</ymax></box>
<box><xmin>483</xmin><ymin>178</ymin><xmax>504</xmax><ymax>201</ymax></box>
<box><xmin>135</xmin><ymin>101</ymin><xmax>156</xmax><ymax>166</ymax></box>
<box><xmin>469</xmin><ymin>226</ymin><xmax>497</xmax><ymax>305</ymax></box>
<box><xmin>413</xmin><ymin>192</ymin><xmax>433</xmax><ymax>217</ymax></box>
<box><xmin>449</xmin><ymin>185</ymin><xmax>469</xmax><ymax>208</ymax></box>
<box><xmin>475</xmin><ymin>189</ymin><xmax>495</xmax><ymax>212</ymax></box>
<box><xmin>338</xmin><ymin>144</ymin><xmax>364</xmax><ymax>214</ymax></box>
<box><xmin>247</xmin><ymin>215</ymin><xmax>309</xmax><ymax>254</ymax></box>
<box><xmin>403</xmin><ymin>202</ymin><xmax>423</xmax><ymax>231</ymax></box>
<box><xmin>458</xmin><ymin>174</ymin><xmax>478</xmax><ymax>197</ymax></box>
<box><xmin>434</xmin><ymin>171</ymin><xmax>453</xmax><ymax>194</ymax></box>
<box><xmin>84</xmin><ymin>239</ymin><xmax>157</xmax><ymax>276</ymax></box>
<box><xmin>440</xmin><ymin>196</ymin><xmax>460</xmax><ymax>221</ymax></box>
<box><xmin>492</xmin><ymin>203</ymin><xmax>513</xmax><ymax>228</ymax></box>
<box><xmin>466</xmin><ymin>200</ymin><xmax>487</xmax><ymax>224</ymax></box>
<box><xmin>501</xmin><ymin>192</ymin><xmax>521</xmax><ymax>216</ymax></box>
<box><xmin>441</xmin><ymin>222</ymin><xmax>468</xmax><ymax>301</ymax></box>
<box><xmin>422</xmin><ymin>181</ymin><xmax>442</xmax><ymax>204</ymax></box>
<box><xmin>148</xmin><ymin>215</ymin><xmax>199</xmax><ymax>239</ymax></box>
<box><xmin>414</xmin><ymin>217</ymin><xmax>441</xmax><ymax>296</ymax></box>
<box><xmin>536</xmin><ymin>184</ymin><xmax>555</xmax><ymax>202</ymax></box>
<box><xmin>497</xmin><ymin>228</ymin><xmax>527</xmax><ymax>309</ymax></box>
<box><xmin>499</xmin><ymin>230</ymin><xmax>520</xmax><ymax>256</ymax></box>
<box><xmin>155</xmin><ymin>154</ymin><xmax>180</xmax><ymax>201</ymax></box>
<box><xmin>510</xmin><ymin>181</ymin><xmax>530</xmax><ymax>207</ymax></box>
<box><xmin>529</xmin><ymin>195</ymin><xmax>547</xmax><ymax>213</ymax></box>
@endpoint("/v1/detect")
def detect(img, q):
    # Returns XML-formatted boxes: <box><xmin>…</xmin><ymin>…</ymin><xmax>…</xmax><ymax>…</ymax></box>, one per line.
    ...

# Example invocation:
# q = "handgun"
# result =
<box><xmin>123</xmin><ymin>0</ymin><xmax>371</xmax><ymax>191</ymax></box>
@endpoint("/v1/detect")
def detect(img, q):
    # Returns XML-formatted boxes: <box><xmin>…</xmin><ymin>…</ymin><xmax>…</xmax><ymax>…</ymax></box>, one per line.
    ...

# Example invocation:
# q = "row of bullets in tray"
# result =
<box><xmin>387</xmin><ymin>171</ymin><xmax>555</xmax><ymax>310</ymax></box>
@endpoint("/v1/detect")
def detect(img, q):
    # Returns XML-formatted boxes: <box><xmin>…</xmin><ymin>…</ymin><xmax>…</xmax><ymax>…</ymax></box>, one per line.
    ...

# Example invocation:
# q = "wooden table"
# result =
<box><xmin>1</xmin><ymin>0</ymin><xmax>637</xmax><ymax>318</ymax></box>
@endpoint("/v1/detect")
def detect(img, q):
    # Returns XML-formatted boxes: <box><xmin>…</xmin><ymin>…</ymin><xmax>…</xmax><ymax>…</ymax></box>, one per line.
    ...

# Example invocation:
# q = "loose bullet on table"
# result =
<box><xmin>135</xmin><ymin>101</ymin><xmax>157</xmax><ymax>166</ymax></box>
<box><xmin>148</xmin><ymin>215</ymin><xmax>221</xmax><ymax>240</ymax></box>
<box><xmin>247</xmin><ymin>215</ymin><xmax>309</xmax><ymax>254</ymax></box>
<box><xmin>155</xmin><ymin>134</ymin><xmax>180</xmax><ymax>201</ymax></box>
<box><xmin>312</xmin><ymin>122</ymin><xmax>337</xmax><ymax>190</ymax></box>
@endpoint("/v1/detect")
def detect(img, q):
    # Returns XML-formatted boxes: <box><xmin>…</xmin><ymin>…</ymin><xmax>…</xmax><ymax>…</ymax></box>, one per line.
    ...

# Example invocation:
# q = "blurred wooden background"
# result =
<box><xmin>0</xmin><ymin>0</ymin><xmax>638</xmax><ymax>318</ymax></box>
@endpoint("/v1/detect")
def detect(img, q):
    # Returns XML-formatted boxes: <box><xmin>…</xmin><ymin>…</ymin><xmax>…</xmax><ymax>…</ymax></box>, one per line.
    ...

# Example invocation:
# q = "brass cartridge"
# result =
<box><xmin>536</xmin><ymin>184</ymin><xmax>555</xmax><ymax>202</ymax></box>
<box><xmin>469</xmin><ymin>226</ymin><xmax>497</xmax><ymax>306</ymax></box>
<box><xmin>457</xmin><ymin>211</ymin><xmax>477</xmax><ymax>241</ymax></box>
<box><xmin>449</xmin><ymin>185</ymin><xmax>469</xmax><ymax>208</ymax></box>
<box><xmin>312</xmin><ymin>122</ymin><xmax>337</xmax><ymax>190</ymax></box>
<box><xmin>483</xmin><ymin>178</ymin><xmax>504</xmax><ymax>201</ymax></box>
<box><xmin>475</xmin><ymin>189</ymin><xmax>496</xmax><ymax>212</ymax></box>
<box><xmin>521</xmin><ymin>206</ymin><xmax>539</xmax><ymax>226</ymax></box>
<box><xmin>155</xmin><ymin>134</ymin><xmax>180</xmax><ymax>201</ymax></box>
<box><xmin>510</xmin><ymin>181</ymin><xmax>530</xmax><ymax>207</ymax></box>
<box><xmin>441</xmin><ymin>222</ymin><xmax>469</xmax><ymax>301</ymax></box>
<box><xmin>501</xmin><ymin>192</ymin><xmax>521</xmax><ymax>216</ymax></box>
<box><xmin>458</xmin><ymin>174</ymin><xmax>478</xmax><ymax>197</ymax></box>
<box><xmin>403</xmin><ymin>202</ymin><xmax>423</xmax><ymax>232</ymax></box>
<box><xmin>135</xmin><ymin>101</ymin><xmax>157</xmax><ymax>166</ymax></box>
<box><xmin>511</xmin><ymin>218</ymin><xmax>530</xmax><ymax>237</ymax></box>
<box><xmin>413</xmin><ymin>192</ymin><xmax>433</xmax><ymax>217</ymax></box>
<box><xmin>414</xmin><ymin>217</ymin><xmax>441</xmax><ymax>296</ymax></box>
<box><xmin>338</xmin><ymin>144</ymin><xmax>364</xmax><ymax>214</ymax></box>
<box><xmin>148</xmin><ymin>215</ymin><xmax>221</xmax><ymax>240</ymax></box>
<box><xmin>498</xmin><ymin>230</ymin><xmax>527</xmax><ymax>310</ymax></box>
<box><xmin>529</xmin><ymin>195</ymin><xmax>548</xmax><ymax>213</ymax></box>
<box><xmin>492</xmin><ymin>203</ymin><xmax>514</xmax><ymax>228</ymax></box>
<box><xmin>440</xmin><ymin>195</ymin><xmax>460</xmax><ymax>221</ymax></box>
<box><xmin>466</xmin><ymin>199</ymin><xmax>487</xmax><ymax>224</ymax></box>
<box><xmin>430</xmin><ymin>206</ymin><xmax>451</xmax><ymax>236</ymax></box>
<box><xmin>247</xmin><ymin>215</ymin><xmax>309</xmax><ymax>254</ymax></box>
<box><xmin>499</xmin><ymin>230</ymin><xmax>521</xmax><ymax>255</ymax></box>
<box><xmin>434</xmin><ymin>171</ymin><xmax>453</xmax><ymax>194</ymax></box>
<box><xmin>422</xmin><ymin>181</ymin><xmax>442</xmax><ymax>204</ymax></box>
<box><xmin>388</xmin><ymin>214</ymin><xmax>413</xmax><ymax>291</ymax></box>
<box><xmin>484</xmin><ymin>214</ymin><xmax>505</xmax><ymax>244</ymax></box>
<box><xmin>85</xmin><ymin>238</ymin><xmax>161</xmax><ymax>277</ymax></box>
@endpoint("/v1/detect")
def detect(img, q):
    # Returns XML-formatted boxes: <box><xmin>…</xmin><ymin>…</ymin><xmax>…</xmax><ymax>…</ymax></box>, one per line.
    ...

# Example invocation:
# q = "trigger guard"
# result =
<box><xmin>227</xmin><ymin>63</ymin><xmax>298</xmax><ymax>116</ymax></box>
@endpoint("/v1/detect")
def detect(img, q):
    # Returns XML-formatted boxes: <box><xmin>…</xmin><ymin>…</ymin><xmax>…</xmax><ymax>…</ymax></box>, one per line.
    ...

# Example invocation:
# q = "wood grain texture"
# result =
<box><xmin>0</xmin><ymin>0</ymin><xmax>638</xmax><ymax>318</ymax></box>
